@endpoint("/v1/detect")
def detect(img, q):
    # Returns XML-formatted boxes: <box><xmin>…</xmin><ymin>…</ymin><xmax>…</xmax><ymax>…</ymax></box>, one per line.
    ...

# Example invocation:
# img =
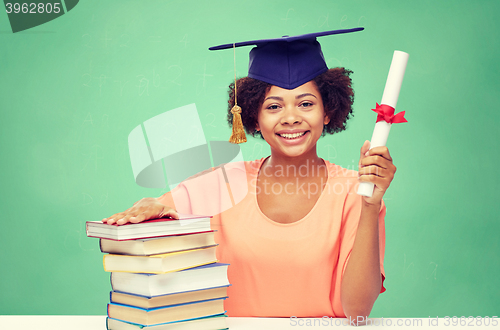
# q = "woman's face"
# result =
<box><xmin>256</xmin><ymin>81</ymin><xmax>330</xmax><ymax>159</ymax></box>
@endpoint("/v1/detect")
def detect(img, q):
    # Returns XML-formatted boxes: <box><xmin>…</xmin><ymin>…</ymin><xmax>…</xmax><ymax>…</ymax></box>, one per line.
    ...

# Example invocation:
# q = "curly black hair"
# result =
<box><xmin>227</xmin><ymin>68</ymin><xmax>355</xmax><ymax>138</ymax></box>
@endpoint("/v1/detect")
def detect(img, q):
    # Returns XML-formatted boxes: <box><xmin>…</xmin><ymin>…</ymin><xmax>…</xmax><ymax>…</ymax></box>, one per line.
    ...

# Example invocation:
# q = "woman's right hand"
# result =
<box><xmin>102</xmin><ymin>197</ymin><xmax>179</xmax><ymax>225</ymax></box>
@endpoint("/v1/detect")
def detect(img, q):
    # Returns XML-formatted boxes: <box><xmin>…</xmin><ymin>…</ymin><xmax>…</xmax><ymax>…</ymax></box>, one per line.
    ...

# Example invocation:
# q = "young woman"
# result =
<box><xmin>103</xmin><ymin>29</ymin><xmax>397</xmax><ymax>320</ymax></box>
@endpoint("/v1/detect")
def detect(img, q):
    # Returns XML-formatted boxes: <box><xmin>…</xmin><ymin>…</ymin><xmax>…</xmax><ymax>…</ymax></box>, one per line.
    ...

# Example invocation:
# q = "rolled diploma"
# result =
<box><xmin>357</xmin><ymin>50</ymin><xmax>409</xmax><ymax>197</ymax></box>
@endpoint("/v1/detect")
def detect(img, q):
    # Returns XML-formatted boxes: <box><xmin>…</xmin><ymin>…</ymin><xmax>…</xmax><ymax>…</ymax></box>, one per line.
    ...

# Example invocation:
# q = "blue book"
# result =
<box><xmin>110</xmin><ymin>285</ymin><xmax>230</xmax><ymax>309</ymax></box>
<box><xmin>106</xmin><ymin>314</ymin><xmax>228</xmax><ymax>330</ymax></box>
<box><xmin>107</xmin><ymin>297</ymin><xmax>227</xmax><ymax>326</ymax></box>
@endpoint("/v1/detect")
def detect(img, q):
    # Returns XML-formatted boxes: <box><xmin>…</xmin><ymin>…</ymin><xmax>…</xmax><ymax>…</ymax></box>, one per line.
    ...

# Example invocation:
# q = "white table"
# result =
<box><xmin>0</xmin><ymin>315</ymin><xmax>498</xmax><ymax>329</ymax></box>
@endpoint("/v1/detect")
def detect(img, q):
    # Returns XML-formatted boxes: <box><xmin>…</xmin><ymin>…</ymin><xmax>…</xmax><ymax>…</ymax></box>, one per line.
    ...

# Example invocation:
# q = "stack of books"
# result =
<box><xmin>86</xmin><ymin>215</ymin><xmax>230</xmax><ymax>330</ymax></box>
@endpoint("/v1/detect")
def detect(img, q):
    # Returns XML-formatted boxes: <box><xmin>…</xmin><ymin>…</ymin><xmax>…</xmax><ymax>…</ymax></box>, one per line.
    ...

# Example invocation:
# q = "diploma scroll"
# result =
<box><xmin>357</xmin><ymin>51</ymin><xmax>409</xmax><ymax>197</ymax></box>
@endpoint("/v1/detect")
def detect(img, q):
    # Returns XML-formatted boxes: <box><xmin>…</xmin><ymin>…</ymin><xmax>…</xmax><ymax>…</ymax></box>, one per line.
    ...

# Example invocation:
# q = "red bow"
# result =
<box><xmin>372</xmin><ymin>103</ymin><xmax>408</xmax><ymax>124</ymax></box>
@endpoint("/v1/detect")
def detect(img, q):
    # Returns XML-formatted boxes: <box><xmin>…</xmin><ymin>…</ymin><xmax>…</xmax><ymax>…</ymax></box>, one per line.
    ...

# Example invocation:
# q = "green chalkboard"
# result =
<box><xmin>0</xmin><ymin>0</ymin><xmax>498</xmax><ymax>317</ymax></box>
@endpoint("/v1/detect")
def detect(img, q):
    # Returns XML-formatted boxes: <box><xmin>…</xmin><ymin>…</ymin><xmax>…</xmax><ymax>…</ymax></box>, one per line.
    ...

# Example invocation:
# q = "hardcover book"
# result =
<box><xmin>110</xmin><ymin>286</ymin><xmax>229</xmax><ymax>309</ymax></box>
<box><xmin>100</xmin><ymin>231</ymin><xmax>216</xmax><ymax>256</ymax></box>
<box><xmin>111</xmin><ymin>263</ymin><xmax>230</xmax><ymax>297</ymax></box>
<box><xmin>107</xmin><ymin>298</ymin><xmax>226</xmax><ymax>326</ymax></box>
<box><xmin>86</xmin><ymin>215</ymin><xmax>211</xmax><ymax>241</ymax></box>
<box><xmin>103</xmin><ymin>246</ymin><xmax>217</xmax><ymax>274</ymax></box>
<box><xmin>106</xmin><ymin>314</ymin><xmax>228</xmax><ymax>330</ymax></box>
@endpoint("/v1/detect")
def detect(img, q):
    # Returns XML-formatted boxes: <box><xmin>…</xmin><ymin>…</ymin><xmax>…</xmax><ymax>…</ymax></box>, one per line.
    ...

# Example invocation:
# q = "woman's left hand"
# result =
<box><xmin>358</xmin><ymin>140</ymin><xmax>396</xmax><ymax>206</ymax></box>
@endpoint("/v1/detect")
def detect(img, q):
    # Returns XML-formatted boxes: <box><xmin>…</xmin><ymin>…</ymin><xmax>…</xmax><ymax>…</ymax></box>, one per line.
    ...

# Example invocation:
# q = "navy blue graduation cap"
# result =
<box><xmin>209</xmin><ymin>28</ymin><xmax>364</xmax><ymax>90</ymax></box>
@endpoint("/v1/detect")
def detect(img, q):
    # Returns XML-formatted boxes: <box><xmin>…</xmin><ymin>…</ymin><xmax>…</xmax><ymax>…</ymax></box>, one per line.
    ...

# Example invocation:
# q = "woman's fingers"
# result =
<box><xmin>159</xmin><ymin>208</ymin><xmax>180</xmax><ymax>220</ymax></box>
<box><xmin>358</xmin><ymin>140</ymin><xmax>371</xmax><ymax>168</ymax></box>
<box><xmin>360</xmin><ymin>140</ymin><xmax>370</xmax><ymax>157</ymax></box>
<box><xmin>358</xmin><ymin>165</ymin><xmax>392</xmax><ymax>178</ymax></box>
<box><xmin>365</xmin><ymin>146</ymin><xmax>393</xmax><ymax>162</ymax></box>
<box><xmin>102</xmin><ymin>198</ymin><xmax>178</xmax><ymax>226</ymax></box>
<box><xmin>360</xmin><ymin>147</ymin><xmax>395</xmax><ymax>169</ymax></box>
<box><xmin>102</xmin><ymin>212</ymin><xmax>126</xmax><ymax>225</ymax></box>
<box><xmin>358</xmin><ymin>145</ymin><xmax>396</xmax><ymax>196</ymax></box>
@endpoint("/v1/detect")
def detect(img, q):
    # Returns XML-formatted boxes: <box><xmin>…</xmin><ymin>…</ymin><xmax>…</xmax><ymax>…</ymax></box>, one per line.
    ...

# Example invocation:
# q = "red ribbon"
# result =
<box><xmin>372</xmin><ymin>103</ymin><xmax>408</xmax><ymax>124</ymax></box>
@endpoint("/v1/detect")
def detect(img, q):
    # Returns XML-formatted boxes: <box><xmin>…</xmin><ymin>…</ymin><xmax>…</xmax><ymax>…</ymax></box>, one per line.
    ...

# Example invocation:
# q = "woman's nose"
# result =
<box><xmin>280</xmin><ymin>107</ymin><xmax>302</xmax><ymax>125</ymax></box>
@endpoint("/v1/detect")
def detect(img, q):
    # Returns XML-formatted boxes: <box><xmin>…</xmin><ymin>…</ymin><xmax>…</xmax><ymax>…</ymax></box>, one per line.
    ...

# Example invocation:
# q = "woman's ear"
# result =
<box><xmin>323</xmin><ymin>115</ymin><xmax>330</xmax><ymax>125</ymax></box>
<box><xmin>255</xmin><ymin>123</ymin><xmax>260</xmax><ymax>131</ymax></box>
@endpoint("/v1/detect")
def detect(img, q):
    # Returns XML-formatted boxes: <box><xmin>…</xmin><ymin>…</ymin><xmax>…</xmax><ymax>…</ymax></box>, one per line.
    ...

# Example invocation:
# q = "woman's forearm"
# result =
<box><xmin>340</xmin><ymin>201</ymin><xmax>382</xmax><ymax>320</ymax></box>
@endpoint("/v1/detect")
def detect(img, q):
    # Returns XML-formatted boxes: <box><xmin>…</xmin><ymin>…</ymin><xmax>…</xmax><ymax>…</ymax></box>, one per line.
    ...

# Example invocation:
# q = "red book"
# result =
<box><xmin>86</xmin><ymin>214</ymin><xmax>211</xmax><ymax>241</ymax></box>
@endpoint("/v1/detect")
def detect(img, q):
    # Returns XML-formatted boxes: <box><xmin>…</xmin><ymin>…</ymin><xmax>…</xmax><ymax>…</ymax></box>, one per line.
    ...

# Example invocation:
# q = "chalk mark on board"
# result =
<box><xmin>318</xmin><ymin>13</ymin><xmax>330</xmax><ymax>28</ymax></box>
<box><xmin>197</xmin><ymin>64</ymin><xmax>213</xmax><ymax>88</ymax></box>
<box><xmin>282</xmin><ymin>8</ymin><xmax>294</xmax><ymax>24</ymax></box>
<box><xmin>153</xmin><ymin>69</ymin><xmax>161</xmax><ymax>88</ymax></box>
<box><xmin>325</xmin><ymin>57</ymin><xmax>342</xmax><ymax>68</ymax></box>
<box><xmin>82</xmin><ymin>61</ymin><xmax>94</xmax><ymax>87</ymax></box>
<box><xmin>82</xmin><ymin>113</ymin><xmax>94</xmax><ymax>127</ymax></box>
<box><xmin>114</xmin><ymin>79</ymin><xmax>129</xmax><ymax>96</ymax></box>
<box><xmin>340</xmin><ymin>57</ymin><xmax>350</xmax><ymax>68</ymax></box>
<box><xmin>82</xmin><ymin>73</ymin><xmax>92</xmax><ymax>87</ymax></box>
<box><xmin>137</xmin><ymin>75</ymin><xmax>150</xmax><ymax>96</ymax></box>
<box><xmin>340</xmin><ymin>15</ymin><xmax>348</xmax><ymax>29</ymax></box>
<box><xmin>179</xmin><ymin>34</ymin><xmax>188</xmax><ymax>47</ymax></box>
<box><xmin>82</xmin><ymin>33</ymin><xmax>92</xmax><ymax>48</ymax></box>
<box><xmin>358</xmin><ymin>15</ymin><xmax>366</xmax><ymax>27</ymax></box>
<box><xmin>81</xmin><ymin>145</ymin><xmax>104</xmax><ymax>172</ymax></box>
<box><xmin>205</xmin><ymin>113</ymin><xmax>217</xmax><ymax>128</ymax></box>
<box><xmin>99</xmin><ymin>192</ymin><xmax>109</xmax><ymax>207</ymax></box>
<box><xmin>167</xmin><ymin>65</ymin><xmax>182</xmax><ymax>86</ymax></box>
<box><xmin>99</xmin><ymin>74</ymin><xmax>109</xmax><ymax>95</ymax></box>
<box><xmin>101</xmin><ymin>30</ymin><xmax>112</xmax><ymax>48</ymax></box>
<box><xmin>426</xmin><ymin>262</ymin><xmax>438</xmax><ymax>280</ymax></box>
<box><xmin>82</xmin><ymin>192</ymin><xmax>93</xmax><ymax>205</ymax></box>
<box><xmin>403</xmin><ymin>253</ymin><xmax>415</xmax><ymax>280</ymax></box>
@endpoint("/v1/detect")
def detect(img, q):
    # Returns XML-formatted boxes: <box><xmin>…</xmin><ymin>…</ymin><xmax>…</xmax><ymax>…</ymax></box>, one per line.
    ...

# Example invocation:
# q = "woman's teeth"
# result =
<box><xmin>278</xmin><ymin>132</ymin><xmax>306</xmax><ymax>139</ymax></box>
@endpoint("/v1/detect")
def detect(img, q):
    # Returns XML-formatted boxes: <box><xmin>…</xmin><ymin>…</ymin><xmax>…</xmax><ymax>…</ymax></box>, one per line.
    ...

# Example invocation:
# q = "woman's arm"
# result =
<box><xmin>341</xmin><ymin>141</ymin><xmax>396</xmax><ymax>322</ymax></box>
<box><xmin>102</xmin><ymin>163</ymin><xmax>245</xmax><ymax>225</ymax></box>
<box><xmin>340</xmin><ymin>201</ymin><xmax>382</xmax><ymax>321</ymax></box>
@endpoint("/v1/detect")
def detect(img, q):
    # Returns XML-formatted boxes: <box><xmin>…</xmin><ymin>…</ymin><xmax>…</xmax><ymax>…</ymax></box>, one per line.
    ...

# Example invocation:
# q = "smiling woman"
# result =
<box><xmin>257</xmin><ymin>81</ymin><xmax>329</xmax><ymax>160</ymax></box>
<box><xmin>103</xmin><ymin>29</ymin><xmax>397</xmax><ymax>322</ymax></box>
<box><xmin>227</xmin><ymin>68</ymin><xmax>354</xmax><ymax>139</ymax></box>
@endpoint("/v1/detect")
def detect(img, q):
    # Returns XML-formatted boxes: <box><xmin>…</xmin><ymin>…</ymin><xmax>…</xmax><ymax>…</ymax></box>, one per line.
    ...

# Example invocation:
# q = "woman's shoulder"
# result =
<box><xmin>244</xmin><ymin>157</ymin><xmax>266</xmax><ymax>173</ymax></box>
<box><xmin>202</xmin><ymin>158</ymin><xmax>264</xmax><ymax>182</ymax></box>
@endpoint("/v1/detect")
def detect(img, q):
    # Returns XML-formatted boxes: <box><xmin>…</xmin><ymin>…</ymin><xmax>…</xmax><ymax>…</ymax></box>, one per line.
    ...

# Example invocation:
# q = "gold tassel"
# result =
<box><xmin>229</xmin><ymin>105</ymin><xmax>247</xmax><ymax>144</ymax></box>
<box><xmin>228</xmin><ymin>43</ymin><xmax>246</xmax><ymax>144</ymax></box>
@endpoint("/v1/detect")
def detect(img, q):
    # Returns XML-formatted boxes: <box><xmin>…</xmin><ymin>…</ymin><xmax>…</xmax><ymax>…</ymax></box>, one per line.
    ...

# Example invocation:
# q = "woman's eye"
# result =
<box><xmin>300</xmin><ymin>102</ymin><xmax>313</xmax><ymax>108</ymax></box>
<box><xmin>266</xmin><ymin>104</ymin><xmax>280</xmax><ymax>110</ymax></box>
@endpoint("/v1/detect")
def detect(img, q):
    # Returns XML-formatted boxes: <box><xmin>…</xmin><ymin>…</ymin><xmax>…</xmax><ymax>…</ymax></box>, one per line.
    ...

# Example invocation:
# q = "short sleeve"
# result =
<box><xmin>156</xmin><ymin>162</ymin><xmax>249</xmax><ymax>217</ymax></box>
<box><xmin>378</xmin><ymin>200</ymin><xmax>386</xmax><ymax>293</ymax></box>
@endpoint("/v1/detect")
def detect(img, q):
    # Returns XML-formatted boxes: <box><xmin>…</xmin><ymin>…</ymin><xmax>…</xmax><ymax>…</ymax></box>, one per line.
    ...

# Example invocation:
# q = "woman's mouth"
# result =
<box><xmin>276</xmin><ymin>131</ymin><xmax>308</xmax><ymax>140</ymax></box>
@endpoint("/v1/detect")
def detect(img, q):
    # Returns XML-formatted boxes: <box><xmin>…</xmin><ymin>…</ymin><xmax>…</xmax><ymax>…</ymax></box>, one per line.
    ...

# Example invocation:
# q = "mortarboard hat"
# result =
<box><xmin>209</xmin><ymin>27</ymin><xmax>364</xmax><ymax>90</ymax></box>
<box><xmin>209</xmin><ymin>28</ymin><xmax>364</xmax><ymax>144</ymax></box>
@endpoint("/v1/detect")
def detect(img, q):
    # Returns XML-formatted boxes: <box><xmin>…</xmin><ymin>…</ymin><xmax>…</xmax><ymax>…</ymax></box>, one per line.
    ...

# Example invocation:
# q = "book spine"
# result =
<box><xmin>109</xmin><ymin>273</ymin><xmax>114</xmax><ymax>291</ymax></box>
<box><xmin>103</xmin><ymin>255</ymin><xmax>107</xmax><ymax>272</ymax></box>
